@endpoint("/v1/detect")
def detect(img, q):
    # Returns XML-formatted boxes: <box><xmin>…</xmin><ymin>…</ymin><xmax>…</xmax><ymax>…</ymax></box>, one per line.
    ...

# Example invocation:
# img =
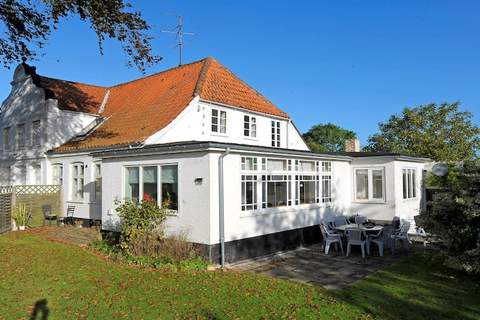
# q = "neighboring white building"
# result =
<box><xmin>0</xmin><ymin>57</ymin><xmax>429</xmax><ymax>262</ymax></box>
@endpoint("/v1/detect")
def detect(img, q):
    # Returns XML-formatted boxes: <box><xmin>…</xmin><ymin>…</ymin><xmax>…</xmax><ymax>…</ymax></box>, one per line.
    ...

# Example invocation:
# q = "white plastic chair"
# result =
<box><xmin>320</xmin><ymin>223</ymin><xmax>344</xmax><ymax>255</ymax></box>
<box><xmin>345</xmin><ymin>227</ymin><xmax>368</xmax><ymax>258</ymax></box>
<box><xmin>367</xmin><ymin>228</ymin><xmax>384</xmax><ymax>256</ymax></box>
<box><xmin>333</xmin><ymin>216</ymin><xmax>349</xmax><ymax>227</ymax></box>
<box><xmin>354</xmin><ymin>215</ymin><xmax>367</xmax><ymax>225</ymax></box>
<box><xmin>391</xmin><ymin>220</ymin><xmax>411</xmax><ymax>254</ymax></box>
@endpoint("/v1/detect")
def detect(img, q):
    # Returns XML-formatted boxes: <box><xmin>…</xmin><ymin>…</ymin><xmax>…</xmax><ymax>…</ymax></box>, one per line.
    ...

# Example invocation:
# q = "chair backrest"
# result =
<box><xmin>42</xmin><ymin>204</ymin><xmax>52</xmax><ymax>216</ymax></box>
<box><xmin>392</xmin><ymin>216</ymin><xmax>401</xmax><ymax>229</ymax></box>
<box><xmin>354</xmin><ymin>215</ymin><xmax>367</xmax><ymax>225</ymax></box>
<box><xmin>319</xmin><ymin>223</ymin><xmax>328</xmax><ymax>238</ymax></box>
<box><xmin>345</xmin><ymin>227</ymin><xmax>366</xmax><ymax>242</ymax></box>
<box><xmin>66</xmin><ymin>205</ymin><xmax>75</xmax><ymax>217</ymax></box>
<box><xmin>334</xmin><ymin>216</ymin><xmax>348</xmax><ymax>227</ymax></box>
<box><xmin>399</xmin><ymin>220</ymin><xmax>411</xmax><ymax>234</ymax></box>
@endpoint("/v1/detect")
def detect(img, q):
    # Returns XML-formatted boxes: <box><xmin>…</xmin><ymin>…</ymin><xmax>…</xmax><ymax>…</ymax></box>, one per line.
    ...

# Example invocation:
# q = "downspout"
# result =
<box><xmin>218</xmin><ymin>147</ymin><xmax>230</xmax><ymax>268</ymax></box>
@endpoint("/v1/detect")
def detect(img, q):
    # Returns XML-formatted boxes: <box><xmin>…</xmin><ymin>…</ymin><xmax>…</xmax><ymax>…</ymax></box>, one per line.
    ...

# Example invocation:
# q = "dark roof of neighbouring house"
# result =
<box><xmin>23</xmin><ymin>57</ymin><xmax>289</xmax><ymax>152</ymax></box>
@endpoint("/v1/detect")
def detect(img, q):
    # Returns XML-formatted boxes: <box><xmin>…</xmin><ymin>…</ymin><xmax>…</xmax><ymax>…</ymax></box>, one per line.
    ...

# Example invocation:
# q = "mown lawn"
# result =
<box><xmin>0</xmin><ymin>232</ymin><xmax>479</xmax><ymax>320</ymax></box>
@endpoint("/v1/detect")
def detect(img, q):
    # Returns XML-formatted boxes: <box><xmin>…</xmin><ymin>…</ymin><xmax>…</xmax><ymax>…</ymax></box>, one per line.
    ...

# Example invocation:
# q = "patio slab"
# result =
<box><xmin>230</xmin><ymin>244</ymin><xmax>409</xmax><ymax>289</ymax></box>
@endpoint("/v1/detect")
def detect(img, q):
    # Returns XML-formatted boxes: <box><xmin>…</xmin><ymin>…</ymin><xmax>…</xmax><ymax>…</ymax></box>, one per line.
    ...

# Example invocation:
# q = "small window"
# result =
<box><xmin>403</xmin><ymin>168</ymin><xmax>417</xmax><ymax>199</ymax></box>
<box><xmin>271</xmin><ymin>121</ymin><xmax>280</xmax><ymax>147</ymax></box>
<box><xmin>94</xmin><ymin>163</ymin><xmax>102</xmax><ymax>201</ymax></box>
<box><xmin>71</xmin><ymin>163</ymin><xmax>85</xmax><ymax>201</ymax></box>
<box><xmin>52</xmin><ymin>164</ymin><xmax>63</xmax><ymax>185</ymax></box>
<box><xmin>241</xmin><ymin>175</ymin><xmax>257</xmax><ymax>211</ymax></box>
<box><xmin>161</xmin><ymin>165</ymin><xmax>178</xmax><ymax>211</ymax></box>
<box><xmin>211</xmin><ymin>109</ymin><xmax>227</xmax><ymax>134</ymax></box>
<box><xmin>372</xmin><ymin>169</ymin><xmax>384</xmax><ymax>200</ymax></box>
<box><xmin>241</xmin><ymin>157</ymin><xmax>257</xmax><ymax>171</ymax></box>
<box><xmin>243</xmin><ymin>115</ymin><xmax>257</xmax><ymax>137</ymax></box>
<box><xmin>31</xmin><ymin>120</ymin><xmax>42</xmax><ymax>146</ymax></box>
<box><xmin>299</xmin><ymin>160</ymin><xmax>315</xmax><ymax>172</ymax></box>
<box><xmin>143</xmin><ymin>166</ymin><xmax>158</xmax><ymax>202</ymax></box>
<box><xmin>3</xmin><ymin>127</ymin><xmax>10</xmax><ymax>151</ymax></box>
<box><xmin>125</xmin><ymin>167</ymin><xmax>140</xmax><ymax>202</ymax></box>
<box><xmin>16</xmin><ymin>124</ymin><xmax>25</xmax><ymax>149</ymax></box>
<box><xmin>322</xmin><ymin>161</ymin><xmax>332</xmax><ymax>172</ymax></box>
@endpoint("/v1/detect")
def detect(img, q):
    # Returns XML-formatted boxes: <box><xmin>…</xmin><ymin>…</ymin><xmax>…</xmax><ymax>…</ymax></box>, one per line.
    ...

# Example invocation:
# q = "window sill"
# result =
<box><xmin>352</xmin><ymin>200</ymin><xmax>386</xmax><ymax>204</ymax></box>
<box><xmin>402</xmin><ymin>197</ymin><xmax>418</xmax><ymax>202</ymax></box>
<box><xmin>211</xmin><ymin>133</ymin><xmax>228</xmax><ymax>138</ymax></box>
<box><xmin>241</xmin><ymin>203</ymin><xmax>325</xmax><ymax>218</ymax></box>
<box><xmin>243</xmin><ymin>137</ymin><xmax>258</xmax><ymax>141</ymax></box>
<box><xmin>67</xmin><ymin>200</ymin><xmax>85</xmax><ymax>204</ymax></box>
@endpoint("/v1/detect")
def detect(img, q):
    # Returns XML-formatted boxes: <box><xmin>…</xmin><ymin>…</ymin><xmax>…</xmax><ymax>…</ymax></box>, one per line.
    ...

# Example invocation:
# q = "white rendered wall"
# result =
<box><xmin>208</xmin><ymin>152</ymin><xmax>351</xmax><ymax>245</ymax></box>
<box><xmin>100</xmin><ymin>152</ymin><xmax>212</xmax><ymax>245</ymax></box>
<box><xmin>349</xmin><ymin>157</ymin><xmax>397</xmax><ymax>222</ymax></box>
<box><xmin>394</xmin><ymin>160</ymin><xmax>426</xmax><ymax>231</ymax></box>
<box><xmin>46</xmin><ymin>153</ymin><xmax>101</xmax><ymax>220</ymax></box>
<box><xmin>145</xmin><ymin>99</ymin><xmax>309</xmax><ymax>151</ymax></box>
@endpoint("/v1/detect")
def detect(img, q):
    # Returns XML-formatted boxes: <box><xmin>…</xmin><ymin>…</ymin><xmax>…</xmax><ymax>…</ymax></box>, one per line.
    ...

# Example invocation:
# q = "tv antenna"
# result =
<box><xmin>161</xmin><ymin>16</ymin><xmax>195</xmax><ymax>66</ymax></box>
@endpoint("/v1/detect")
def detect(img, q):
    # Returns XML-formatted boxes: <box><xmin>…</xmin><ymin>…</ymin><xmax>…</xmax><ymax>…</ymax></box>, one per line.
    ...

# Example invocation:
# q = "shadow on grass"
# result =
<box><xmin>30</xmin><ymin>298</ymin><xmax>49</xmax><ymax>320</ymax></box>
<box><xmin>332</xmin><ymin>253</ymin><xmax>480</xmax><ymax>320</ymax></box>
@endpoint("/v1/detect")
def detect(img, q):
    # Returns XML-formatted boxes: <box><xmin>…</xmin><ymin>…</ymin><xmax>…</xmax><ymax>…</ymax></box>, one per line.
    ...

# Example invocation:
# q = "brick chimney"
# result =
<box><xmin>345</xmin><ymin>138</ymin><xmax>360</xmax><ymax>152</ymax></box>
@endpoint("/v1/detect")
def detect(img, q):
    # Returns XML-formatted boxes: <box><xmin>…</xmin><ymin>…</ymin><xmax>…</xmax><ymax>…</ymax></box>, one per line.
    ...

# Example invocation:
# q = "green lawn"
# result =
<box><xmin>0</xmin><ymin>232</ymin><xmax>479</xmax><ymax>319</ymax></box>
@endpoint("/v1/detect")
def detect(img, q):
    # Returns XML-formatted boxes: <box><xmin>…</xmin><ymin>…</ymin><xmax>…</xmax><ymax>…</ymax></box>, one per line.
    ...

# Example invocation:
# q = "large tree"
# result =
<box><xmin>303</xmin><ymin>123</ymin><xmax>357</xmax><ymax>153</ymax></box>
<box><xmin>0</xmin><ymin>0</ymin><xmax>160</xmax><ymax>71</ymax></box>
<box><xmin>365</xmin><ymin>102</ymin><xmax>480</xmax><ymax>161</ymax></box>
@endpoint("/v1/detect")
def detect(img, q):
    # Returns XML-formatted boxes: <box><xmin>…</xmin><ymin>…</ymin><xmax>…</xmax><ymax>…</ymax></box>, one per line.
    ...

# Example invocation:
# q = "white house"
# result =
<box><xmin>0</xmin><ymin>57</ymin><xmax>429</xmax><ymax>262</ymax></box>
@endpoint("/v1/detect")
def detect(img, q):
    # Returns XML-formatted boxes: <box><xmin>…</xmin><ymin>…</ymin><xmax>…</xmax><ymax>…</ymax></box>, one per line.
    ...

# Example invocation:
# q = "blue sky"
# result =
<box><xmin>1</xmin><ymin>0</ymin><xmax>479</xmax><ymax>145</ymax></box>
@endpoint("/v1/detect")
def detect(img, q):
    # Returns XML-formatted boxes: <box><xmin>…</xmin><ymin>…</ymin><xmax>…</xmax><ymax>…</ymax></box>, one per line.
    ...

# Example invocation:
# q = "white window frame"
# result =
<box><xmin>15</xmin><ymin>123</ymin><xmax>25</xmax><ymax>150</ymax></box>
<box><xmin>70</xmin><ymin>162</ymin><xmax>85</xmax><ymax>202</ymax></box>
<box><xmin>52</xmin><ymin>163</ymin><xmax>63</xmax><ymax>185</ymax></box>
<box><xmin>353</xmin><ymin>167</ymin><xmax>386</xmax><ymax>203</ymax></box>
<box><xmin>295</xmin><ymin>174</ymin><xmax>319</xmax><ymax>205</ymax></box>
<box><xmin>402</xmin><ymin>168</ymin><xmax>417</xmax><ymax>200</ymax></box>
<box><xmin>123</xmin><ymin>164</ymin><xmax>179</xmax><ymax>215</ymax></box>
<box><xmin>261</xmin><ymin>174</ymin><xmax>292</xmax><ymax>209</ymax></box>
<box><xmin>31</xmin><ymin>163</ymin><xmax>42</xmax><ymax>185</ymax></box>
<box><xmin>271</xmin><ymin>121</ymin><xmax>281</xmax><ymax>147</ymax></box>
<box><xmin>241</xmin><ymin>174</ymin><xmax>257</xmax><ymax>211</ymax></box>
<box><xmin>3</xmin><ymin>127</ymin><xmax>10</xmax><ymax>151</ymax></box>
<box><xmin>31</xmin><ymin>120</ymin><xmax>42</xmax><ymax>147</ymax></box>
<box><xmin>211</xmin><ymin>109</ymin><xmax>227</xmax><ymax>134</ymax></box>
<box><xmin>241</xmin><ymin>157</ymin><xmax>257</xmax><ymax>171</ymax></box>
<box><xmin>243</xmin><ymin>115</ymin><xmax>257</xmax><ymax>138</ymax></box>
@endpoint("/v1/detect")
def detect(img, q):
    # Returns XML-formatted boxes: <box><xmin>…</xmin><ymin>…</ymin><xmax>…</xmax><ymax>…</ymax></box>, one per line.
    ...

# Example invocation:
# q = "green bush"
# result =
<box><xmin>12</xmin><ymin>204</ymin><xmax>31</xmax><ymax>228</ymax></box>
<box><xmin>420</xmin><ymin>161</ymin><xmax>480</xmax><ymax>274</ymax></box>
<box><xmin>115</xmin><ymin>199</ymin><xmax>167</xmax><ymax>254</ymax></box>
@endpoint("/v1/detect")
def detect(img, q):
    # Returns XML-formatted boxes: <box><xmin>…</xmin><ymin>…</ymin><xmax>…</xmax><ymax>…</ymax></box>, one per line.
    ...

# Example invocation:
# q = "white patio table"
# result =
<box><xmin>334</xmin><ymin>224</ymin><xmax>383</xmax><ymax>234</ymax></box>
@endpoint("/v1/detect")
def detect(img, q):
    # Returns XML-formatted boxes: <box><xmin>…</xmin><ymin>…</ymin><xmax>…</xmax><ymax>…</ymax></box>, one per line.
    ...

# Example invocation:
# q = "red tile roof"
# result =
<box><xmin>38</xmin><ymin>57</ymin><xmax>289</xmax><ymax>152</ymax></box>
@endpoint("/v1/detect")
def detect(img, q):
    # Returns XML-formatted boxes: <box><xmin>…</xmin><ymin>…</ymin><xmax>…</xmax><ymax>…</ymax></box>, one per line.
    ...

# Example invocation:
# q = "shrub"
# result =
<box><xmin>12</xmin><ymin>204</ymin><xmax>31</xmax><ymax>228</ymax></box>
<box><xmin>115</xmin><ymin>199</ymin><xmax>167</xmax><ymax>254</ymax></box>
<box><xmin>419</xmin><ymin>161</ymin><xmax>480</xmax><ymax>274</ymax></box>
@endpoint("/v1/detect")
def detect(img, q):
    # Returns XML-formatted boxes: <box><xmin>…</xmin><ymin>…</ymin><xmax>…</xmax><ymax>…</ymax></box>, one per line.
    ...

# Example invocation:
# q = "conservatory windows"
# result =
<box><xmin>354</xmin><ymin>168</ymin><xmax>385</xmax><ymax>202</ymax></box>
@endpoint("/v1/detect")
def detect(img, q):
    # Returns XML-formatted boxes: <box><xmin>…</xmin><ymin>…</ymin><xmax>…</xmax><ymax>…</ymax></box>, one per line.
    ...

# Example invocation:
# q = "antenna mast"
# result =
<box><xmin>162</xmin><ymin>16</ymin><xmax>195</xmax><ymax>66</ymax></box>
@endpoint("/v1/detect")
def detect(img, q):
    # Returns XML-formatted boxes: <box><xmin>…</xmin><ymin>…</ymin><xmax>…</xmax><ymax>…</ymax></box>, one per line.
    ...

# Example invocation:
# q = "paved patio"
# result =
<box><xmin>231</xmin><ymin>244</ymin><xmax>409</xmax><ymax>289</ymax></box>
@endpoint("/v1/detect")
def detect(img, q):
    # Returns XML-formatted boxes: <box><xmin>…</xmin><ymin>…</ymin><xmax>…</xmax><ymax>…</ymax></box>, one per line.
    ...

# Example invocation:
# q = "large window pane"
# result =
<box><xmin>143</xmin><ymin>166</ymin><xmax>158</xmax><ymax>202</ymax></box>
<box><xmin>94</xmin><ymin>163</ymin><xmax>102</xmax><ymax>201</ymax></box>
<box><xmin>71</xmin><ymin>163</ymin><xmax>84</xmax><ymax>201</ymax></box>
<box><xmin>162</xmin><ymin>165</ymin><xmax>178</xmax><ymax>210</ymax></box>
<box><xmin>355</xmin><ymin>169</ymin><xmax>369</xmax><ymax>200</ymax></box>
<box><xmin>125</xmin><ymin>167</ymin><xmax>139</xmax><ymax>202</ymax></box>
<box><xmin>267</xmin><ymin>181</ymin><xmax>287</xmax><ymax>207</ymax></box>
<box><xmin>322</xmin><ymin>175</ymin><xmax>332</xmax><ymax>203</ymax></box>
<box><xmin>299</xmin><ymin>180</ymin><xmax>316</xmax><ymax>204</ymax></box>
<box><xmin>52</xmin><ymin>164</ymin><xmax>63</xmax><ymax>185</ymax></box>
<box><xmin>241</xmin><ymin>175</ymin><xmax>257</xmax><ymax>211</ymax></box>
<box><xmin>372</xmin><ymin>170</ymin><xmax>384</xmax><ymax>199</ymax></box>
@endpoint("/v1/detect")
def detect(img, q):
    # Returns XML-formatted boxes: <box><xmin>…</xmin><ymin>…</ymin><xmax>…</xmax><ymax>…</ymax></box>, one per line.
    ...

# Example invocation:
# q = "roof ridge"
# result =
<box><xmin>195</xmin><ymin>58</ymin><xmax>289</xmax><ymax>118</ymax></box>
<box><xmin>109</xmin><ymin>58</ymin><xmax>209</xmax><ymax>89</ymax></box>
<box><xmin>193</xmin><ymin>57</ymin><xmax>214</xmax><ymax>97</ymax></box>
<box><xmin>39</xmin><ymin>75</ymin><xmax>107</xmax><ymax>89</ymax></box>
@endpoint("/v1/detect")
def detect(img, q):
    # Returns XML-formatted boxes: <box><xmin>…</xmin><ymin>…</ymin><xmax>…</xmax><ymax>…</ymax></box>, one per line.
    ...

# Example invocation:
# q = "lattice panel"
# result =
<box><xmin>14</xmin><ymin>185</ymin><xmax>61</xmax><ymax>195</ymax></box>
<box><xmin>0</xmin><ymin>193</ymin><xmax>12</xmax><ymax>233</ymax></box>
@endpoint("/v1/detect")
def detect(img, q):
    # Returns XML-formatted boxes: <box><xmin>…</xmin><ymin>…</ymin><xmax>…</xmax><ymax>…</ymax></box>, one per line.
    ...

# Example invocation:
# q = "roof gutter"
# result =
<box><xmin>218</xmin><ymin>147</ymin><xmax>230</xmax><ymax>268</ymax></box>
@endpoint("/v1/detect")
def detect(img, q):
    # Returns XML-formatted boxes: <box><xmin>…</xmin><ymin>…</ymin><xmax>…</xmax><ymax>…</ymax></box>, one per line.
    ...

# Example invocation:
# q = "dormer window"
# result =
<box><xmin>271</xmin><ymin>121</ymin><xmax>280</xmax><ymax>147</ymax></box>
<box><xmin>211</xmin><ymin>109</ymin><xmax>227</xmax><ymax>134</ymax></box>
<box><xmin>15</xmin><ymin>124</ymin><xmax>25</xmax><ymax>149</ymax></box>
<box><xmin>244</xmin><ymin>115</ymin><xmax>257</xmax><ymax>137</ymax></box>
